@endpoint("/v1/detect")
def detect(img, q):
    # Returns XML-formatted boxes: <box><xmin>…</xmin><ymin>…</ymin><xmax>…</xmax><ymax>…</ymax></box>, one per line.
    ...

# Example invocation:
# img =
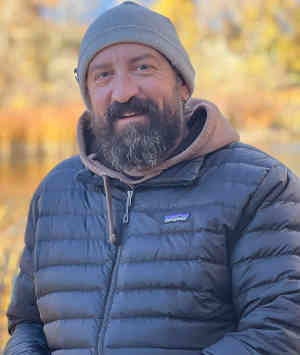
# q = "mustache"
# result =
<box><xmin>105</xmin><ymin>97</ymin><xmax>159</xmax><ymax>122</ymax></box>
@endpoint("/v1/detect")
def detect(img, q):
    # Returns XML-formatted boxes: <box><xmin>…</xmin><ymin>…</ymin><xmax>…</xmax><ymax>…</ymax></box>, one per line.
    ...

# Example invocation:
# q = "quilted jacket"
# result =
<box><xmin>4</xmin><ymin>99</ymin><xmax>300</xmax><ymax>355</ymax></box>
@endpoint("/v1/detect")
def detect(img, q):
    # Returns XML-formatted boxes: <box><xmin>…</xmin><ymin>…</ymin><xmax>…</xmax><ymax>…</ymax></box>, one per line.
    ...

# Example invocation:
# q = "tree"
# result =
<box><xmin>0</xmin><ymin>0</ymin><xmax>83</xmax><ymax>108</ymax></box>
<box><xmin>152</xmin><ymin>0</ymin><xmax>203</xmax><ymax>52</ymax></box>
<box><xmin>209</xmin><ymin>0</ymin><xmax>300</xmax><ymax>83</ymax></box>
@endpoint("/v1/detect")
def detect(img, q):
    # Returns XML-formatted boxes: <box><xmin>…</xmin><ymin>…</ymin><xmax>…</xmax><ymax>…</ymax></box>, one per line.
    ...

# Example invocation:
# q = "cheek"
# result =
<box><xmin>90</xmin><ymin>111</ymin><xmax>107</xmax><ymax>133</ymax></box>
<box><xmin>144</xmin><ymin>89</ymin><xmax>165</xmax><ymax>111</ymax></box>
<box><xmin>89</xmin><ymin>88</ymin><xmax>110</xmax><ymax>116</ymax></box>
<box><xmin>149</xmin><ymin>80</ymin><xmax>178</xmax><ymax>108</ymax></box>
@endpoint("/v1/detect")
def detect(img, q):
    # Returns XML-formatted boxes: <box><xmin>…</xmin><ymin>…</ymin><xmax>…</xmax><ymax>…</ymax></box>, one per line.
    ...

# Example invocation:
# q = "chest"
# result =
<box><xmin>34</xmin><ymin>184</ymin><xmax>237</xmax><ymax>299</ymax></box>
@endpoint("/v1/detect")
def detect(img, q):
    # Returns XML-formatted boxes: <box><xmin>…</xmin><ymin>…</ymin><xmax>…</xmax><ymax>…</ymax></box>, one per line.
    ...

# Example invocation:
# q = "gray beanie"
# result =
<box><xmin>76</xmin><ymin>1</ymin><xmax>195</xmax><ymax>111</ymax></box>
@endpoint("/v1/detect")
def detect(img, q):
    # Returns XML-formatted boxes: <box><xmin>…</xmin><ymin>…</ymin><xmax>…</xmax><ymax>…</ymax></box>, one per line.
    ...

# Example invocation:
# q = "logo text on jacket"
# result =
<box><xmin>164</xmin><ymin>213</ymin><xmax>190</xmax><ymax>223</ymax></box>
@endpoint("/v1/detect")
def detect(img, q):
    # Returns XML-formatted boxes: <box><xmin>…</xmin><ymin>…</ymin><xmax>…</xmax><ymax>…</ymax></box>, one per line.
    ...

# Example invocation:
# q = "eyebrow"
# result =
<box><xmin>130</xmin><ymin>53</ymin><xmax>159</xmax><ymax>64</ymax></box>
<box><xmin>88</xmin><ymin>53</ymin><xmax>159</xmax><ymax>74</ymax></box>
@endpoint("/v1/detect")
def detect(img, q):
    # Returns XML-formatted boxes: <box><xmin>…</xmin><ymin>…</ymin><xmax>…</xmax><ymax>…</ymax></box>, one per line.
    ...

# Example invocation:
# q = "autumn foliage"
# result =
<box><xmin>0</xmin><ymin>0</ymin><xmax>300</xmax><ymax>351</ymax></box>
<box><xmin>153</xmin><ymin>0</ymin><xmax>300</xmax><ymax>132</ymax></box>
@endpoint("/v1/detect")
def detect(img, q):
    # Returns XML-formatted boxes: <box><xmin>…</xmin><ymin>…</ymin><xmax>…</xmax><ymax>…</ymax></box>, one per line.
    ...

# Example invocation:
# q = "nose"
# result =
<box><xmin>111</xmin><ymin>72</ymin><xmax>139</xmax><ymax>103</ymax></box>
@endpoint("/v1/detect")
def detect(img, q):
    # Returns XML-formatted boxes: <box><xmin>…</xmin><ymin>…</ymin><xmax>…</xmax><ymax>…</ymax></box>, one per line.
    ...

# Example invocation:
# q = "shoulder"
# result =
<box><xmin>46</xmin><ymin>155</ymin><xmax>84</xmax><ymax>176</ymax></box>
<box><xmin>203</xmin><ymin>141</ymin><xmax>298</xmax><ymax>184</ymax></box>
<box><xmin>34</xmin><ymin>155</ymin><xmax>86</xmax><ymax>196</ymax></box>
<box><xmin>201</xmin><ymin>141</ymin><xmax>300</xmax><ymax>205</ymax></box>
<box><xmin>207</xmin><ymin>141</ymin><xmax>285</xmax><ymax>171</ymax></box>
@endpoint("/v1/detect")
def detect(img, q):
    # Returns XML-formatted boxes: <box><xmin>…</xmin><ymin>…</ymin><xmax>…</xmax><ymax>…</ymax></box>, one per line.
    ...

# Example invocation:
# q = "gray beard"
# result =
<box><xmin>90</xmin><ymin>93</ymin><xmax>184</xmax><ymax>173</ymax></box>
<box><xmin>99</xmin><ymin>122</ymin><xmax>176</xmax><ymax>172</ymax></box>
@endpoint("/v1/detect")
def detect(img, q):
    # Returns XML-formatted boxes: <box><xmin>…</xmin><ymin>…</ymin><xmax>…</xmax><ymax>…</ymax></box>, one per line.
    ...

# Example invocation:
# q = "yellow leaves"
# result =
<box><xmin>151</xmin><ymin>0</ymin><xmax>300</xmax><ymax>80</ymax></box>
<box><xmin>150</xmin><ymin>0</ymin><xmax>300</xmax><ymax>134</ymax></box>
<box><xmin>247</xmin><ymin>55</ymin><xmax>268</xmax><ymax>76</ymax></box>
<box><xmin>0</xmin><ymin>103</ymin><xmax>81</xmax><ymax>162</ymax></box>
<box><xmin>0</xmin><ymin>1</ymin><xmax>83</xmax><ymax>110</ymax></box>
<box><xmin>218</xmin><ymin>0</ymin><xmax>300</xmax><ymax>83</ymax></box>
<box><xmin>244</xmin><ymin>7</ymin><xmax>257</xmax><ymax>22</ymax></box>
<box><xmin>0</xmin><ymin>205</ymin><xmax>7</xmax><ymax>223</ymax></box>
<box><xmin>9</xmin><ymin>94</ymin><xmax>30</xmax><ymax>111</ymax></box>
<box><xmin>152</xmin><ymin>0</ymin><xmax>177</xmax><ymax>17</ymax></box>
<box><xmin>261</xmin><ymin>20</ymin><xmax>278</xmax><ymax>44</ymax></box>
<box><xmin>278</xmin><ymin>35</ymin><xmax>300</xmax><ymax>72</ymax></box>
<box><xmin>152</xmin><ymin>0</ymin><xmax>201</xmax><ymax>51</ymax></box>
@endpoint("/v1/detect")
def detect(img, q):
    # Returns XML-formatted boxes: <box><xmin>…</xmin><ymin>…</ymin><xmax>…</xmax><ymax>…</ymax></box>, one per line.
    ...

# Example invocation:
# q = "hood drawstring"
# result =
<box><xmin>103</xmin><ymin>176</ymin><xmax>117</xmax><ymax>244</ymax></box>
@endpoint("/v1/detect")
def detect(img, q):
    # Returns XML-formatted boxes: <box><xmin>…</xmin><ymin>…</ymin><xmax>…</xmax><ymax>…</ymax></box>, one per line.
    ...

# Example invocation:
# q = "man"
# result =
<box><xmin>4</xmin><ymin>2</ymin><xmax>300</xmax><ymax>355</ymax></box>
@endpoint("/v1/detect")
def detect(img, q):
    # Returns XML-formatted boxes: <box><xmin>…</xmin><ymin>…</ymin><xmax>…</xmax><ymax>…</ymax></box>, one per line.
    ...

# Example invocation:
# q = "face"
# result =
<box><xmin>86</xmin><ymin>43</ymin><xmax>189</xmax><ymax>173</ymax></box>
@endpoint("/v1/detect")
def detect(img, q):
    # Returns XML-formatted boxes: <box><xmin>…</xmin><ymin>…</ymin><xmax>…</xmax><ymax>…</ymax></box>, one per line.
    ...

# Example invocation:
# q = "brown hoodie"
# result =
<box><xmin>78</xmin><ymin>98</ymin><xmax>240</xmax><ymax>243</ymax></box>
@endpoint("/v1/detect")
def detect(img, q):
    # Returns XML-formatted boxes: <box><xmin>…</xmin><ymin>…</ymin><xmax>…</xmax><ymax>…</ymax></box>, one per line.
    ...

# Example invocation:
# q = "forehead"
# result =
<box><xmin>88</xmin><ymin>42</ymin><xmax>172</xmax><ymax>68</ymax></box>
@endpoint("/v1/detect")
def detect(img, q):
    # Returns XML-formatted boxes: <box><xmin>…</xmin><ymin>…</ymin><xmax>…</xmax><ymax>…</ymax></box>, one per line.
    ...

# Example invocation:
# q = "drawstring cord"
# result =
<box><xmin>103</xmin><ymin>176</ymin><xmax>117</xmax><ymax>244</ymax></box>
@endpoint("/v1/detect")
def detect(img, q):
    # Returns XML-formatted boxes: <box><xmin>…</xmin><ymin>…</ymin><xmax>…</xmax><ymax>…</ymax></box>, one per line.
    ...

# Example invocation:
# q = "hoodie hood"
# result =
<box><xmin>78</xmin><ymin>98</ymin><xmax>239</xmax><ymax>186</ymax></box>
<box><xmin>78</xmin><ymin>98</ymin><xmax>239</xmax><ymax>244</ymax></box>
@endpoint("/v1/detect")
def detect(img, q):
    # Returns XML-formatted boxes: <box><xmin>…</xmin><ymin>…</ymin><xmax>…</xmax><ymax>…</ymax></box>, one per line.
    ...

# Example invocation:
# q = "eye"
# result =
<box><xmin>136</xmin><ymin>64</ymin><xmax>153</xmax><ymax>72</ymax></box>
<box><xmin>94</xmin><ymin>71</ymin><xmax>112</xmax><ymax>82</ymax></box>
<box><xmin>137</xmin><ymin>64</ymin><xmax>148</xmax><ymax>70</ymax></box>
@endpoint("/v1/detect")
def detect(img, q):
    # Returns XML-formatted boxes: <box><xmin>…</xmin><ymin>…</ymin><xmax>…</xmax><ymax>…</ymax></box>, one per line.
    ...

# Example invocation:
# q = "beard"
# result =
<box><xmin>89</xmin><ymin>90</ymin><xmax>184</xmax><ymax>173</ymax></box>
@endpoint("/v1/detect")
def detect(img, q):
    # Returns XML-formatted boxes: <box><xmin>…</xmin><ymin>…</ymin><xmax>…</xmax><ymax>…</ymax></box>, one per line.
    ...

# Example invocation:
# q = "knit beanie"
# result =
<box><xmin>76</xmin><ymin>1</ymin><xmax>195</xmax><ymax>111</ymax></box>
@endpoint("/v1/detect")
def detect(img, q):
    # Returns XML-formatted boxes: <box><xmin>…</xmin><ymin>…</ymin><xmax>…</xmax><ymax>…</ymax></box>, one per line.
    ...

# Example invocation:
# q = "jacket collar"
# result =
<box><xmin>77</xmin><ymin>156</ymin><xmax>204</xmax><ymax>190</ymax></box>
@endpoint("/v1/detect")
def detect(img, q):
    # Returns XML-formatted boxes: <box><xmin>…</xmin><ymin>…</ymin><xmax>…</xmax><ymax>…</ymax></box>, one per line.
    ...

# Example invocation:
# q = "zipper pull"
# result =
<box><xmin>123</xmin><ymin>190</ymin><xmax>134</xmax><ymax>224</ymax></box>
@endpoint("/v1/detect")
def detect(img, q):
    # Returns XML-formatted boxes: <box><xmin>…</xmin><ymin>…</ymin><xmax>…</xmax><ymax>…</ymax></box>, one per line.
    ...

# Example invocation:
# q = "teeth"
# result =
<box><xmin>122</xmin><ymin>112</ymin><xmax>137</xmax><ymax>118</ymax></box>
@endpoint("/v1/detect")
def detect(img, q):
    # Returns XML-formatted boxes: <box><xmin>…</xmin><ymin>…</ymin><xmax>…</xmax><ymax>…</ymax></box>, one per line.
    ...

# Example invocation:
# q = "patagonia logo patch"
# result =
<box><xmin>164</xmin><ymin>213</ymin><xmax>190</xmax><ymax>224</ymax></box>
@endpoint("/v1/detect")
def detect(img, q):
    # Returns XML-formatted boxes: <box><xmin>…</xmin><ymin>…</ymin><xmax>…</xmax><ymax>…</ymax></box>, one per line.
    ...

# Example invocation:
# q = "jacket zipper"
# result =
<box><xmin>122</xmin><ymin>190</ymin><xmax>134</xmax><ymax>224</ymax></box>
<box><xmin>98</xmin><ymin>246</ymin><xmax>122</xmax><ymax>355</ymax></box>
<box><xmin>98</xmin><ymin>189</ymin><xmax>134</xmax><ymax>354</ymax></box>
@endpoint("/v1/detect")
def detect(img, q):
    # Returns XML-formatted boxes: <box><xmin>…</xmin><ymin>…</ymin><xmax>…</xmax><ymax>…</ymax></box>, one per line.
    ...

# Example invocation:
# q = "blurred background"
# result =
<box><xmin>0</xmin><ymin>0</ymin><xmax>300</xmax><ymax>350</ymax></box>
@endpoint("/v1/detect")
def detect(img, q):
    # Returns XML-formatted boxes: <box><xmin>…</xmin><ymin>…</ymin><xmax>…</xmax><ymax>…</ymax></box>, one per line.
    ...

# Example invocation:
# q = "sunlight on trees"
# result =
<box><xmin>151</xmin><ymin>0</ymin><xmax>300</xmax><ymax>130</ymax></box>
<box><xmin>1</xmin><ymin>1</ymin><xmax>300</xmax><ymax>351</ymax></box>
<box><xmin>152</xmin><ymin>0</ymin><xmax>202</xmax><ymax>50</ymax></box>
<box><xmin>0</xmin><ymin>0</ymin><xmax>83</xmax><ymax>108</ymax></box>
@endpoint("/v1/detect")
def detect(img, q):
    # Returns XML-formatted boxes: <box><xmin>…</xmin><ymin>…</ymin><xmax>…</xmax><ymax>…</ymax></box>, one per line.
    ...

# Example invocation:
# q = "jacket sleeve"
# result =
<box><xmin>202</xmin><ymin>165</ymin><xmax>300</xmax><ymax>355</ymax></box>
<box><xmin>3</xmin><ymin>323</ymin><xmax>50</xmax><ymax>355</ymax></box>
<box><xmin>3</xmin><ymin>193</ymin><xmax>50</xmax><ymax>355</ymax></box>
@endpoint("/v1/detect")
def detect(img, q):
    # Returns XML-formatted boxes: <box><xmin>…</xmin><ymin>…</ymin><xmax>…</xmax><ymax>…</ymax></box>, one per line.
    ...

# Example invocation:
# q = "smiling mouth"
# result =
<box><xmin>120</xmin><ymin>112</ymin><xmax>144</xmax><ymax>119</ymax></box>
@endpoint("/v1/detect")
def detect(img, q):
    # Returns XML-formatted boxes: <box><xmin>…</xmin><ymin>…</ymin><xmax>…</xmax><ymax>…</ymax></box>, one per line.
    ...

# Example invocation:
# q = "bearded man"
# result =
<box><xmin>4</xmin><ymin>2</ymin><xmax>300</xmax><ymax>355</ymax></box>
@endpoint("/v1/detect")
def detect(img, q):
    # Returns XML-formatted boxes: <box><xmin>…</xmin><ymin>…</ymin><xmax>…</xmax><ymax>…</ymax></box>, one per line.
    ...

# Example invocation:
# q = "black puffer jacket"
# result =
<box><xmin>4</xmin><ymin>100</ymin><xmax>300</xmax><ymax>355</ymax></box>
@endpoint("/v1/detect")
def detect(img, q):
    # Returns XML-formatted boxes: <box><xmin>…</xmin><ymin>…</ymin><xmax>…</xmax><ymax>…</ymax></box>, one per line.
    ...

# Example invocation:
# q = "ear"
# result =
<box><xmin>180</xmin><ymin>84</ymin><xmax>190</xmax><ymax>102</ymax></box>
